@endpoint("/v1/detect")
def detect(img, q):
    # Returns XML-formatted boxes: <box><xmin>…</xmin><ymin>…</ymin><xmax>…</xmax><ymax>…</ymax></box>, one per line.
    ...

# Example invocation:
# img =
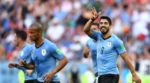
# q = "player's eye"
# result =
<box><xmin>104</xmin><ymin>22</ymin><xmax>108</xmax><ymax>25</ymax></box>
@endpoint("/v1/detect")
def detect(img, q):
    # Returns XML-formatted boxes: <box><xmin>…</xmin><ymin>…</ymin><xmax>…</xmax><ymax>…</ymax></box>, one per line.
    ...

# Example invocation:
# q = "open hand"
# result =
<box><xmin>90</xmin><ymin>7</ymin><xmax>101</xmax><ymax>21</ymax></box>
<box><xmin>44</xmin><ymin>72</ymin><xmax>54</xmax><ymax>83</ymax></box>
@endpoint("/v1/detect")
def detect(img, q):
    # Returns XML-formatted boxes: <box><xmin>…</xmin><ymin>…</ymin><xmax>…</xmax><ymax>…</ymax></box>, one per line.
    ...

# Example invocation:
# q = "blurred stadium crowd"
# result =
<box><xmin>0</xmin><ymin>0</ymin><xmax>150</xmax><ymax>83</ymax></box>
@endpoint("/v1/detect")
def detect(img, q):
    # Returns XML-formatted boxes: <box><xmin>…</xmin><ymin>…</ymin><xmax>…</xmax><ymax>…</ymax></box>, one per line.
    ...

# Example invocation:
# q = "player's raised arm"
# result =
<box><xmin>83</xmin><ymin>19</ymin><xmax>94</xmax><ymax>36</ymax></box>
<box><xmin>83</xmin><ymin>7</ymin><xmax>101</xmax><ymax>36</ymax></box>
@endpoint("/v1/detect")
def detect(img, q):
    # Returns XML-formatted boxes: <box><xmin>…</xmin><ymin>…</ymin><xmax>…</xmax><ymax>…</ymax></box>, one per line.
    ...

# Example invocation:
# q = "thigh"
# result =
<box><xmin>99</xmin><ymin>74</ymin><xmax>119</xmax><ymax>83</ymax></box>
<box><xmin>25</xmin><ymin>80</ymin><xmax>36</xmax><ymax>83</ymax></box>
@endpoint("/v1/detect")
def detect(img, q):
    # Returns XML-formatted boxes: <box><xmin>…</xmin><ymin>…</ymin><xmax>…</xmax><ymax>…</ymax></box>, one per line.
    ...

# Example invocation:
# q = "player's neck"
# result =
<box><xmin>35</xmin><ymin>37</ymin><xmax>44</xmax><ymax>48</ymax></box>
<box><xmin>18</xmin><ymin>41</ymin><xmax>26</xmax><ymax>49</ymax></box>
<box><xmin>102</xmin><ymin>31</ymin><xmax>111</xmax><ymax>40</ymax></box>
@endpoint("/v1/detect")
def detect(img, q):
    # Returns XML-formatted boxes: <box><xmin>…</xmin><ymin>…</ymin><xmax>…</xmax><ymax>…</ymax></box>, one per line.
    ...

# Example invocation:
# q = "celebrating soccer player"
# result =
<box><xmin>83</xmin><ymin>7</ymin><xmax>141</xmax><ymax>83</ymax></box>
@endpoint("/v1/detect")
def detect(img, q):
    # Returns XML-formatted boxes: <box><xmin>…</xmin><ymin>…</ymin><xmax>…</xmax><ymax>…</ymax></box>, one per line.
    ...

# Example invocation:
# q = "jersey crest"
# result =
<box><xmin>42</xmin><ymin>49</ymin><xmax>47</xmax><ymax>56</ymax></box>
<box><xmin>107</xmin><ymin>42</ymin><xmax>112</xmax><ymax>47</ymax></box>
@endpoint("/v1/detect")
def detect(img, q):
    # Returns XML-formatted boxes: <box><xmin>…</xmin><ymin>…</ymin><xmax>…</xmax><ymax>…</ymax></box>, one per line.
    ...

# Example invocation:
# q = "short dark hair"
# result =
<box><xmin>15</xmin><ymin>29</ymin><xmax>27</xmax><ymax>41</ymax></box>
<box><xmin>100</xmin><ymin>16</ymin><xmax>112</xmax><ymax>25</ymax></box>
<box><xmin>30</xmin><ymin>22</ymin><xmax>43</xmax><ymax>32</ymax></box>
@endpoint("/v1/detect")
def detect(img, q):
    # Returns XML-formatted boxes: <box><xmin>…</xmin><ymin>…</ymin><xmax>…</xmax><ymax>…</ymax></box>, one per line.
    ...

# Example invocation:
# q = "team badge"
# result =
<box><xmin>108</xmin><ymin>42</ymin><xmax>112</xmax><ymax>47</ymax></box>
<box><xmin>42</xmin><ymin>49</ymin><xmax>46</xmax><ymax>56</ymax></box>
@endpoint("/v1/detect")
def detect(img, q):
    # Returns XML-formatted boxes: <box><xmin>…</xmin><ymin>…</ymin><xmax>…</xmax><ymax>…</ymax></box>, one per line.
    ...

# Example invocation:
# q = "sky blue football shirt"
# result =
<box><xmin>31</xmin><ymin>39</ymin><xmax>65</xmax><ymax>82</ymax></box>
<box><xmin>90</xmin><ymin>31</ymin><xmax>126</xmax><ymax>75</ymax></box>
<box><xmin>18</xmin><ymin>43</ymin><xmax>37</xmax><ymax>80</ymax></box>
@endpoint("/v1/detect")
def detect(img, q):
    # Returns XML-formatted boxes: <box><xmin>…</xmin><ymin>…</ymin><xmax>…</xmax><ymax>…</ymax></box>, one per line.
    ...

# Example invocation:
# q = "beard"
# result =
<box><xmin>100</xmin><ymin>27</ymin><xmax>109</xmax><ymax>35</ymax></box>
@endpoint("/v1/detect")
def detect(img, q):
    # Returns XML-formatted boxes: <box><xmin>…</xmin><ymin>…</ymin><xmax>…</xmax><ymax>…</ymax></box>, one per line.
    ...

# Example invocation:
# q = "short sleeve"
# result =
<box><xmin>50</xmin><ymin>44</ymin><xmax>65</xmax><ymax>60</ymax></box>
<box><xmin>89</xmin><ymin>31</ymin><xmax>100</xmax><ymax>41</ymax></box>
<box><xmin>115</xmin><ymin>39</ymin><xmax>126</xmax><ymax>55</ymax></box>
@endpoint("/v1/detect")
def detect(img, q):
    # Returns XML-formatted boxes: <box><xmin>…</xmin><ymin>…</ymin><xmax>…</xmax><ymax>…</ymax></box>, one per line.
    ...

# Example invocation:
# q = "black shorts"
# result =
<box><xmin>25</xmin><ymin>80</ymin><xmax>36</xmax><ymax>83</ymax></box>
<box><xmin>94</xmin><ymin>74</ymin><xmax>119</xmax><ymax>83</ymax></box>
<box><xmin>36</xmin><ymin>80</ymin><xmax>60</xmax><ymax>83</ymax></box>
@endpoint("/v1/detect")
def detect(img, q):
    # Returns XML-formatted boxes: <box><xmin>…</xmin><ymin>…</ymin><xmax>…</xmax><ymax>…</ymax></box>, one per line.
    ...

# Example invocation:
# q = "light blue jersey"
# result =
<box><xmin>18</xmin><ymin>43</ymin><xmax>37</xmax><ymax>80</ymax></box>
<box><xmin>86</xmin><ymin>38</ymin><xmax>97</xmax><ymax>74</ymax></box>
<box><xmin>90</xmin><ymin>31</ymin><xmax>126</xmax><ymax>76</ymax></box>
<box><xmin>31</xmin><ymin>39</ymin><xmax>64</xmax><ymax>82</ymax></box>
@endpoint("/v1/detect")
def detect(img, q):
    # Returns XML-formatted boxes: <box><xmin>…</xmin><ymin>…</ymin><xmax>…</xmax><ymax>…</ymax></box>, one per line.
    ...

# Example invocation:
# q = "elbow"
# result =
<box><xmin>83</xmin><ymin>27</ymin><xmax>88</xmax><ymax>34</ymax></box>
<box><xmin>83</xmin><ymin>28</ymin><xmax>92</xmax><ymax>36</ymax></box>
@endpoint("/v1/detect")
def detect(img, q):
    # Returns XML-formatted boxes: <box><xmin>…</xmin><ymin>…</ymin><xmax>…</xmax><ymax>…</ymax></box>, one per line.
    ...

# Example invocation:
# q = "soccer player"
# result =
<box><xmin>83</xmin><ymin>23</ymin><xmax>98</xmax><ymax>75</ymax></box>
<box><xmin>20</xmin><ymin>22</ymin><xmax>68</xmax><ymax>83</ymax></box>
<box><xmin>8</xmin><ymin>29</ymin><xmax>37</xmax><ymax>83</ymax></box>
<box><xmin>83</xmin><ymin>8</ymin><xmax>141</xmax><ymax>83</ymax></box>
